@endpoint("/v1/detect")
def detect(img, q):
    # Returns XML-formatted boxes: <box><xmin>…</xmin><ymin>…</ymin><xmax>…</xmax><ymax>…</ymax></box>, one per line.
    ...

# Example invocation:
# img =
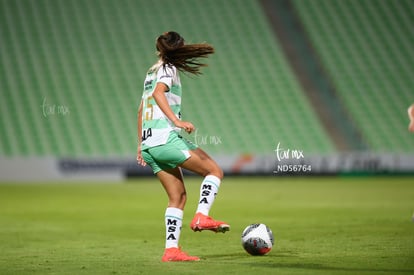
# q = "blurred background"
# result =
<box><xmin>0</xmin><ymin>0</ymin><xmax>413</xmax><ymax>181</ymax></box>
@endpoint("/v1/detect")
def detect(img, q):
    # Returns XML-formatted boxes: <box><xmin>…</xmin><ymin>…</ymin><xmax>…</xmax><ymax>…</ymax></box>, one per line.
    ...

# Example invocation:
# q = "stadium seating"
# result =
<box><xmin>2</xmin><ymin>0</ymin><xmax>412</xmax><ymax>158</ymax></box>
<box><xmin>292</xmin><ymin>0</ymin><xmax>414</xmax><ymax>153</ymax></box>
<box><xmin>0</xmin><ymin>0</ymin><xmax>334</xmax><ymax>157</ymax></box>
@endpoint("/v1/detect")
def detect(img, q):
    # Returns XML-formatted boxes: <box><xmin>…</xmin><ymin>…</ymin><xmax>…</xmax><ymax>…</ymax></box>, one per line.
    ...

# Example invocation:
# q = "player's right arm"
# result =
<box><xmin>152</xmin><ymin>82</ymin><xmax>195</xmax><ymax>134</ymax></box>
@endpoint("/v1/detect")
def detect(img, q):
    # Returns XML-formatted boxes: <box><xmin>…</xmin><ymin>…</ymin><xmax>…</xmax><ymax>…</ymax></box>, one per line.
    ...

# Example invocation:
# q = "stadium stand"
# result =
<box><xmin>2</xmin><ymin>0</ymin><xmax>412</xmax><ymax>160</ymax></box>
<box><xmin>0</xmin><ymin>0</ymin><xmax>334</xmax><ymax>157</ymax></box>
<box><xmin>292</xmin><ymin>0</ymin><xmax>414</xmax><ymax>153</ymax></box>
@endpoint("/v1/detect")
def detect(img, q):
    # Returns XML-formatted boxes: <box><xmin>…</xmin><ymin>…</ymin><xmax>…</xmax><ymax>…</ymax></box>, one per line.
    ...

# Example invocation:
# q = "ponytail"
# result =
<box><xmin>156</xmin><ymin>31</ymin><xmax>214</xmax><ymax>75</ymax></box>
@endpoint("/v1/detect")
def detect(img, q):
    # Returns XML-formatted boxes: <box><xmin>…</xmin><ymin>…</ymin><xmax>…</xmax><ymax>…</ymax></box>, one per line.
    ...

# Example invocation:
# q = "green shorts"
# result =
<box><xmin>142</xmin><ymin>132</ymin><xmax>198</xmax><ymax>174</ymax></box>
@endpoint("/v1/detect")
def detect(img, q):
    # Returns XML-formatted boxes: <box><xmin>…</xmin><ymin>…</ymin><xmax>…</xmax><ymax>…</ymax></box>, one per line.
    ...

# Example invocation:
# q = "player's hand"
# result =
<box><xmin>136</xmin><ymin>146</ymin><xmax>147</xmax><ymax>167</ymax></box>
<box><xmin>174</xmin><ymin>120</ymin><xmax>195</xmax><ymax>134</ymax></box>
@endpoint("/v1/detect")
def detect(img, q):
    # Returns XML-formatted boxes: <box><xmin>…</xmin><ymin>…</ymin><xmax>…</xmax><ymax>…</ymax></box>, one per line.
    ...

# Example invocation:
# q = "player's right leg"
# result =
<box><xmin>156</xmin><ymin>168</ymin><xmax>200</xmax><ymax>262</ymax></box>
<box><xmin>142</xmin><ymin>145</ymin><xmax>200</xmax><ymax>262</ymax></box>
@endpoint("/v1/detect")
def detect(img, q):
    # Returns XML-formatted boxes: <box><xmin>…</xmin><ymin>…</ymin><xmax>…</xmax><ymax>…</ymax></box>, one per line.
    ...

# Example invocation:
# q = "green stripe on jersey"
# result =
<box><xmin>170</xmin><ymin>85</ymin><xmax>181</xmax><ymax>97</ymax></box>
<box><xmin>170</xmin><ymin>105</ymin><xmax>180</xmax><ymax>114</ymax></box>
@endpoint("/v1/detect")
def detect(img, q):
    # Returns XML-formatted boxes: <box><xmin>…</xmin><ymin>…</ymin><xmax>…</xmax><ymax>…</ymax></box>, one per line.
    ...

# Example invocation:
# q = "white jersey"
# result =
<box><xmin>141</xmin><ymin>60</ymin><xmax>182</xmax><ymax>149</ymax></box>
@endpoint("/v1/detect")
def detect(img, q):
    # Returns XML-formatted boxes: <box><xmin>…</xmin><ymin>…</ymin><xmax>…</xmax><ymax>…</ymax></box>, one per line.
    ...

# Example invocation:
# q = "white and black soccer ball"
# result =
<box><xmin>241</xmin><ymin>223</ymin><xmax>274</xmax><ymax>255</ymax></box>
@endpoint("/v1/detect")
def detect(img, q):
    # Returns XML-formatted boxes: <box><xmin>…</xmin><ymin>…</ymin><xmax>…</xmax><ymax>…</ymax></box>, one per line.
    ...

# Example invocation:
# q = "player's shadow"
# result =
<box><xmin>205</xmin><ymin>253</ymin><xmax>414</xmax><ymax>274</ymax></box>
<box><xmin>205</xmin><ymin>249</ymin><xmax>298</xmax><ymax>259</ymax></box>
<box><xmin>203</xmin><ymin>250</ymin><xmax>297</xmax><ymax>261</ymax></box>
<box><xmin>250</xmin><ymin>262</ymin><xmax>414</xmax><ymax>274</ymax></box>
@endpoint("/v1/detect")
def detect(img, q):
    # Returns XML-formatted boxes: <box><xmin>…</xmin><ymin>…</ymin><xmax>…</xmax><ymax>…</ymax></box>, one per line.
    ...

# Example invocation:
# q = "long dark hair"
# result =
<box><xmin>156</xmin><ymin>31</ymin><xmax>214</xmax><ymax>75</ymax></box>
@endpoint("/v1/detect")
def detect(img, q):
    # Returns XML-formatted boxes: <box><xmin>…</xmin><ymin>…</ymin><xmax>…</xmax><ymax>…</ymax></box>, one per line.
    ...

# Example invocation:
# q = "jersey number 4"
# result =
<box><xmin>142</xmin><ymin>128</ymin><xmax>152</xmax><ymax>141</ymax></box>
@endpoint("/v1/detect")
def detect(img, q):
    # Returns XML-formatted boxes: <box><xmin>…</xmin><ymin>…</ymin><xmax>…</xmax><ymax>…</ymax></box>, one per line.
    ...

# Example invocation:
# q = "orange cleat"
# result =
<box><xmin>161</xmin><ymin>247</ymin><xmax>200</xmax><ymax>262</ymax></box>
<box><xmin>190</xmin><ymin>212</ymin><xmax>230</xmax><ymax>233</ymax></box>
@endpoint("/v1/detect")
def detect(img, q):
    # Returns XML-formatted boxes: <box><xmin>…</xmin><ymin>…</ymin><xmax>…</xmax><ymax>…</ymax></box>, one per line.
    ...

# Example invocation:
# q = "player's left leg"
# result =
<box><xmin>180</xmin><ymin>147</ymin><xmax>223</xmax><ymax>179</ymax></box>
<box><xmin>156</xmin><ymin>168</ymin><xmax>200</xmax><ymax>262</ymax></box>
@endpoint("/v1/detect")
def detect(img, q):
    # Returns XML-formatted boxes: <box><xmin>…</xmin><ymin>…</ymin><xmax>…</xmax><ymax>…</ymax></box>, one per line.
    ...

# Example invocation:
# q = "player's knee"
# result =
<box><xmin>169</xmin><ymin>191</ymin><xmax>187</xmax><ymax>208</ymax></box>
<box><xmin>210</xmin><ymin>165</ymin><xmax>223</xmax><ymax>180</ymax></box>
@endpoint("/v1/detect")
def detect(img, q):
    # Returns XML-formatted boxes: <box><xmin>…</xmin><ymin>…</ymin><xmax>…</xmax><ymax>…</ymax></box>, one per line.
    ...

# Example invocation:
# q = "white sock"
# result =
<box><xmin>196</xmin><ymin>175</ymin><xmax>221</xmax><ymax>216</ymax></box>
<box><xmin>165</xmin><ymin>207</ymin><xmax>183</xmax><ymax>249</ymax></box>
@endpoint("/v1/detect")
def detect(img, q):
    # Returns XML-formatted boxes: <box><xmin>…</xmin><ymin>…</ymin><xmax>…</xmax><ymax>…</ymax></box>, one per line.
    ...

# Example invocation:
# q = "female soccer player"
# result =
<box><xmin>136</xmin><ymin>31</ymin><xmax>230</xmax><ymax>262</ymax></box>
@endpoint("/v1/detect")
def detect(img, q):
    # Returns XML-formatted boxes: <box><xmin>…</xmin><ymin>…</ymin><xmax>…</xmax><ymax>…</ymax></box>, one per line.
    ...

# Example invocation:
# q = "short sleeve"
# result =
<box><xmin>156</xmin><ymin>64</ymin><xmax>175</xmax><ymax>90</ymax></box>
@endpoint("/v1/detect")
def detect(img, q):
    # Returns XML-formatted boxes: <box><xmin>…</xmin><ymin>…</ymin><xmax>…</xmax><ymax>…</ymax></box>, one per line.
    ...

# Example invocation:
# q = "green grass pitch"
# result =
<box><xmin>1</xmin><ymin>176</ymin><xmax>413</xmax><ymax>274</ymax></box>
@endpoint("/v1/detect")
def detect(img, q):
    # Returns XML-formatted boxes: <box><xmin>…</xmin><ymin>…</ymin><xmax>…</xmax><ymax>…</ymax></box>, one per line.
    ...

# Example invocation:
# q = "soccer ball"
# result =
<box><xmin>241</xmin><ymin>223</ymin><xmax>274</xmax><ymax>255</ymax></box>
